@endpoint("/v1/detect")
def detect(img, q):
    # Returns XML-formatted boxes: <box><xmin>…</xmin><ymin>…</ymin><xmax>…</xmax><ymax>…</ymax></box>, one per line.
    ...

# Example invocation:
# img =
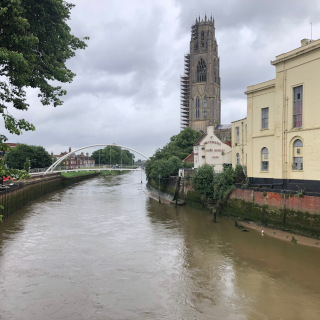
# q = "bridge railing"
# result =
<box><xmin>30</xmin><ymin>164</ymin><xmax>142</xmax><ymax>174</ymax></box>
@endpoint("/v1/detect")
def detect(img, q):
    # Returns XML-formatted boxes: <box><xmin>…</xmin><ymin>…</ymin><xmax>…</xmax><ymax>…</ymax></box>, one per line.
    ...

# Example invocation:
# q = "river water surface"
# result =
<box><xmin>1</xmin><ymin>172</ymin><xmax>320</xmax><ymax>320</ymax></box>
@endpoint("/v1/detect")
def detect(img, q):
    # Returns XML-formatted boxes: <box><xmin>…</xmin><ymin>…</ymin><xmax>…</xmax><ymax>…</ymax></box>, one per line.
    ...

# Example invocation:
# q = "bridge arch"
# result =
<box><xmin>45</xmin><ymin>144</ymin><xmax>150</xmax><ymax>174</ymax></box>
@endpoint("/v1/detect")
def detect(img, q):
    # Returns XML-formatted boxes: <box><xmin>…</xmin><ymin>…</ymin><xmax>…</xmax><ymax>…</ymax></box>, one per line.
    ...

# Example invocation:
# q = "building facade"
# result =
<box><xmin>231</xmin><ymin>118</ymin><xmax>247</xmax><ymax>169</ymax></box>
<box><xmin>232</xmin><ymin>39</ymin><xmax>320</xmax><ymax>193</ymax></box>
<box><xmin>193</xmin><ymin>126</ymin><xmax>231</xmax><ymax>173</ymax></box>
<box><xmin>181</xmin><ymin>16</ymin><xmax>221</xmax><ymax>133</ymax></box>
<box><xmin>54</xmin><ymin>147</ymin><xmax>95</xmax><ymax>169</ymax></box>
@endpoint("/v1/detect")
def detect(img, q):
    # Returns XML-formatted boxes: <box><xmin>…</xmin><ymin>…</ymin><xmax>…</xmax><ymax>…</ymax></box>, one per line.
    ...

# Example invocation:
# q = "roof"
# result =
<box><xmin>5</xmin><ymin>143</ymin><xmax>18</xmax><ymax>147</ymax></box>
<box><xmin>225</xmin><ymin>140</ymin><xmax>232</xmax><ymax>147</ymax></box>
<box><xmin>271</xmin><ymin>38</ymin><xmax>320</xmax><ymax>66</ymax></box>
<box><xmin>215</xmin><ymin>124</ymin><xmax>231</xmax><ymax>130</ymax></box>
<box><xmin>231</xmin><ymin>117</ymin><xmax>247</xmax><ymax>123</ymax></box>
<box><xmin>182</xmin><ymin>152</ymin><xmax>194</xmax><ymax>163</ymax></box>
<box><xmin>194</xmin><ymin>133</ymin><xmax>207</xmax><ymax>146</ymax></box>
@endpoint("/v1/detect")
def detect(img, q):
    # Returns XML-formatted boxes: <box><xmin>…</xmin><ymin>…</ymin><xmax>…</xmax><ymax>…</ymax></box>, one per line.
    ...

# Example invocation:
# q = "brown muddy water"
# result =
<box><xmin>0</xmin><ymin>172</ymin><xmax>320</xmax><ymax>320</ymax></box>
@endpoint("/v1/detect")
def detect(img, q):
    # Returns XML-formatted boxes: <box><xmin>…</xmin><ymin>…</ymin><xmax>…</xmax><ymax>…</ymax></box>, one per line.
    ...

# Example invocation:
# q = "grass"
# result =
<box><xmin>61</xmin><ymin>170</ymin><xmax>127</xmax><ymax>178</ymax></box>
<box><xmin>61</xmin><ymin>171</ymin><xmax>98</xmax><ymax>178</ymax></box>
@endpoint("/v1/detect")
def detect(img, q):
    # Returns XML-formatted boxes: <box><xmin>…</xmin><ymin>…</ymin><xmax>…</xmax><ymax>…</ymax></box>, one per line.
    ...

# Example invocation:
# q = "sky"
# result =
<box><xmin>4</xmin><ymin>0</ymin><xmax>320</xmax><ymax>158</ymax></box>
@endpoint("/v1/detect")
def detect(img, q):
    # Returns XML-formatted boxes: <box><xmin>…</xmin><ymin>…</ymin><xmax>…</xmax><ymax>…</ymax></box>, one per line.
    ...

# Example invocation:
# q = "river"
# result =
<box><xmin>1</xmin><ymin>172</ymin><xmax>320</xmax><ymax>320</ymax></box>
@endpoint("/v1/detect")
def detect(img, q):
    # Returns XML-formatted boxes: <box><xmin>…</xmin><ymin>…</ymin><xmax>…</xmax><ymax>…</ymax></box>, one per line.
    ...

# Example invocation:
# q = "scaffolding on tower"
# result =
<box><xmin>180</xmin><ymin>54</ymin><xmax>190</xmax><ymax>130</ymax></box>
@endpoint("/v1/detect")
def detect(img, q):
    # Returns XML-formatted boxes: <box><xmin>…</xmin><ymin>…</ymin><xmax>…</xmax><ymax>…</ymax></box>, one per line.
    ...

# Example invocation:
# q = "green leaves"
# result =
<box><xmin>0</xmin><ymin>0</ymin><xmax>88</xmax><ymax>141</ymax></box>
<box><xmin>91</xmin><ymin>146</ymin><xmax>135</xmax><ymax>166</ymax></box>
<box><xmin>152</xmin><ymin>127</ymin><xmax>201</xmax><ymax>161</ymax></box>
<box><xmin>146</xmin><ymin>156</ymin><xmax>181</xmax><ymax>182</ymax></box>
<box><xmin>193</xmin><ymin>165</ymin><xmax>239</xmax><ymax>203</ymax></box>
<box><xmin>0</xmin><ymin>0</ymin><xmax>88</xmax><ymax>182</ymax></box>
<box><xmin>4</xmin><ymin>144</ymin><xmax>53</xmax><ymax>170</ymax></box>
<box><xmin>146</xmin><ymin>128</ymin><xmax>201</xmax><ymax>182</ymax></box>
<box><xmin>192</xmin><ymin>164</ymin><xmax>215</xmax><ymax>201</ymax></box>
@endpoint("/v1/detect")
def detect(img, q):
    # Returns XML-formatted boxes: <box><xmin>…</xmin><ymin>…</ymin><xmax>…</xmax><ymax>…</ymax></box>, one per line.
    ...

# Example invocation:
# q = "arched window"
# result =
<box><xmin>196</xmin><ymin>97</ymin><xmax>200</xmax><ymax>119</ymax></box>
<box><xmin>236</xmin><ymin>153</ymin><xmax>240</xmax><ymax>165</ymax></box>
<box><xmin>203</xmin><ymin>96</ymin><xmax>207</xmax><ymax>118</ymax></box>
<box><xmin>197</xmin><ymin>59</ymin><xmax>207</xmax><ymax>82</ymax></box>
<box><xmin>201</xmin><ymin>31</ymin><xmax>204</xmax><ymax>47</ymax></box>
<box><xmin>293</xmin><ymin>139</ymin><xmax>303</xmax><ymax>170</ymax></box>
<box><xmin>261</xmin><ymin>147</ymin><xmax>269</xmax><ymax>171</ymax></box>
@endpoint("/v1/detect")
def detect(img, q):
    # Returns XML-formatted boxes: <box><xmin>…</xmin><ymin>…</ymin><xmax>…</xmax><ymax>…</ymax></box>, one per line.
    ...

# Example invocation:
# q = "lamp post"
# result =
<box><xmin>158</xmin><ymin>174</ymin><xmax>161</xmax><ymax>203</ymax></box>
<box><xmin>109</xmin><ymin>146</ymin><xmax>111</xmax><ymax>168</ymax></box>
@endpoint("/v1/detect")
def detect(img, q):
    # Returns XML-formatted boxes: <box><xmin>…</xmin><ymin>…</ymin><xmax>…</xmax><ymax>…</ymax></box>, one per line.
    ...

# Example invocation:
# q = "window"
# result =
<box><xmin>214</xmin><ymin>68</ymin><xmax>218</xmax><ymax>83</ymax></box>
<box><xmin>293</xmin><ymin>139</ymin><xmax>303</xmax><ymax>170</ymax></box>
<box><xmin>293</xmin><ymin>86</ymin><xmax>303</xmax><ymax>128</ymax></box>
<box><xmin>236</xmin><ymin>153</ymin><xmax>240</xmax><ymax>165</ymax></box>
<box><xmin>194</xmin><ymin>42</ymin><xmax>198</xmax><ymax>52</ymax></box>
<box><xmin>203</xmin><ymin>96</ymin><xmax>207</xmax><ymax>118</ymax></box>
<box><xmin>197</xmin><ymin>59</ymin><xmax>207</xmax><ymax>82</ymax></box>
<box><xmin>201</xmin><ymin>31</ymin><xmax>204</xmax><ymax>47</ymax></box>
<box><xmin>261</xmin><ymin>107</ymin><xmax>269</xmax><ymax>129</ymax></box>
<box><xmin>261</xmin><ymin>147</ymin><xmax>269</xmax><ymax>171</ymax></box>
<box><xmin>196</xmin><ymin>97</ymin><xmax>200</xmax><ymax>119</ymax></box>
<box><xmin>236</xmin><ymin>126</ymin><xmax>239</xmax><ymax>142</ymax></box>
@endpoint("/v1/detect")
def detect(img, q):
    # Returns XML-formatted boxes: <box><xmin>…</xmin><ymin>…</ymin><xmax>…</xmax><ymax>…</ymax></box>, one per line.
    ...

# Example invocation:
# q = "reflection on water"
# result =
<box><xmin>0</xmin><ymin>172</ymin><xmax>320</xmax><ymax>320</ymax></box>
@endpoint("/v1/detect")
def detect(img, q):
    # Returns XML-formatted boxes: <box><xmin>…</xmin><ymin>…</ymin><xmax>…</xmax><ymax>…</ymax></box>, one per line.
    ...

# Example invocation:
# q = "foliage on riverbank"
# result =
<box><xmin>61</xmin><ymin>170</ymin><xmax>127</xmax><ymax>178</ymax></box>
<box><xmin>146</xmin><ymin>127</ymin><xmax>201</xmax><ymax>183</ymax></box>
<box><xmin>100</xmin><ymin>170</ymin><xmax>126</xmax><ymax>176</ymax></box>
<box><xmin>91</xmin><ymin>146</ymin><xmax>135</xmax><ymax>166</ymax></box>
<box><xmin>61</xmin><ymin>171</ymin><xmax>99</xmax><ymax>178</ymax></box>
<box><xmin>192</xmin><ymin>165</ymin><xmax>245</xmax><ymax>205</ymax></box>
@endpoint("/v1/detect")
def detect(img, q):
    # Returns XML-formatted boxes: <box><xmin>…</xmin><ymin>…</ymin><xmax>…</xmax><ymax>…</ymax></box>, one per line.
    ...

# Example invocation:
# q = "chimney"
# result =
<box><xmin>301</xmin><ymin>38</ymin><xmax>311</xmax><ymax>46</ymax></box>
<box><xmin>69</xmin><ymin>147</ymin><xmax>71</xmax><ymax>153</ymax></box>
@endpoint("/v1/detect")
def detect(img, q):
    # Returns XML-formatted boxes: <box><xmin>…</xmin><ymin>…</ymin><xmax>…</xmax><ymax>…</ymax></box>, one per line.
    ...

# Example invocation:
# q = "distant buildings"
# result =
<box><xmin>53</xmin><ymin>147</ymin><xmax>95</xmax><ymax>169</ymax></box>
<box><xmin>232</xmin><ymin>38</ymin><xmax>320</xmax><ymax>193</ymax></box>
<box><xmin>0</xmin><ymin>143</ymin><xmax>18</xmax><ymax>159</ymax></box>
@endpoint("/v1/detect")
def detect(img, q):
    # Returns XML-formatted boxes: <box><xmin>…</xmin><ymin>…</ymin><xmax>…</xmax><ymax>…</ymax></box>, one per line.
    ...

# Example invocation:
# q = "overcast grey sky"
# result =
<box><xmin>5</xmin><ymin>0</ymin><xmax>320</xmax><ymax>157</ymax></box>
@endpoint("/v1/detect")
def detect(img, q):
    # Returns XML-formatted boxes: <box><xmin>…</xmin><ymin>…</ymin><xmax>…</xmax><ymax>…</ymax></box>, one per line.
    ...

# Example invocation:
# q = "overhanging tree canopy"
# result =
<box><xmin>0</xmin><ymin>0</ymin><xmax>88</xmax><ymax>178</ymax></box>
<box><xmin>0</xmin><ymin>0</ymin><xmax>88</xmax><ymax>142</ymax></box>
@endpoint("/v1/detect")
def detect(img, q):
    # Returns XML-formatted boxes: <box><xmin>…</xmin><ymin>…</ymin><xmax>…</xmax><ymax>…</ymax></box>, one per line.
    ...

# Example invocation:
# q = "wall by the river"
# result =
<box><xmin>225</xmin><ymin>188</ymin><xmax>320</xmax><ymax>238</ymax></box>
<box><xmin>0</xmin><ymin>173</ymin><xmax>100</xmax><ymax>219</ymax></box>
<box><xmin>148</xmin><ymin>177</ymin><xmax>202</xmax><ymax>206</ymax></box>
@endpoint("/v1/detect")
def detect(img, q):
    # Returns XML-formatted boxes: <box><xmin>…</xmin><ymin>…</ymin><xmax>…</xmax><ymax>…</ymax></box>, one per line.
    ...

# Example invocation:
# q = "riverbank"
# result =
<box><xmin>237</xmin><ymin>220</ymin><xmax>320</xmax><ymax>249</ymax></box>
<box><xmin>0</xmin><ymin>172</ymin><xmax>100</xmax><ymax>220</ymax></box>
<box><xmin>147</xmin><ymin>183</ymin><xmax>320</xmax><ymax>249</ymax></box>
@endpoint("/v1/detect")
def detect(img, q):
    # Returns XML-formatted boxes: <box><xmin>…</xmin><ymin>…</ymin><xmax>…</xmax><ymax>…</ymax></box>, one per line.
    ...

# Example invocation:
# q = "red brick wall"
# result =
<box><xmin>230</xmin><ymin>188</ymin><xmax>320</xmax><ymax>215</ymax></box>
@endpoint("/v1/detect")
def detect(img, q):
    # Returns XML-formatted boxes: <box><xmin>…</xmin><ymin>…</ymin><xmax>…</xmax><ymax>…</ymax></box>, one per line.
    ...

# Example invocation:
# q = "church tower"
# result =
<box><xmin>181</xmin><ymin>16</ymin><xmax>221</xmax><ymax>133</ymax></box>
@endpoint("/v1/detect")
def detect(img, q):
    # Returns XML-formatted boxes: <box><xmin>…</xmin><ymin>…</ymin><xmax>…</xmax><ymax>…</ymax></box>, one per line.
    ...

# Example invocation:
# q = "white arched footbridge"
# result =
<box><xmin>44</xmin><ymin>144</ymin><xmax>150</xmax><ymax>175</ymax></box>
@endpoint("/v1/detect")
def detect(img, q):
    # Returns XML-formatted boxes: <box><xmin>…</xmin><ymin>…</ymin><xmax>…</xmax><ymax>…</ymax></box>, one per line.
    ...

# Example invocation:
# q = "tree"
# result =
<box><xmin>91</xmin><ymin>146</ymin><xmax>135</xmax><ymax>166</ymax></box>
<box><xmin>146</xmin><ymin>156</ymin><xmax>181</xmax><ymax>182</ymax></box>
<box><xmin>0</xmin><ymin>0</ymin><xmax>88</xmax><ymax>178</ymax></box>
<box><xmin>152</xmin><ymin>127</ymin><xmax>201</xmax><ymax>161</ymax></box>
<box><xmin>5</xmin><ymin>144</ymin><xmax>53</xmax><ymax>170</ymax></box>
<box><xmin>192</xmin><ymin>164</ymin><xmax>215</xmax><ymax>204</ymax></box>
<box><xmin>145</xmin><ymin>127</ymin><xmax>201</xmax><ymax>182</ymax></box>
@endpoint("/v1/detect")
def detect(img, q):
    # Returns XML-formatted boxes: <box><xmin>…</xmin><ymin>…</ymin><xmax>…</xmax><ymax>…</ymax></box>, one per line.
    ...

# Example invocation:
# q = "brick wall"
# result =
<box><xmin>230</xmin><ymin>188</ymin><xmax>320</xmax><ymax>215</ymax></box>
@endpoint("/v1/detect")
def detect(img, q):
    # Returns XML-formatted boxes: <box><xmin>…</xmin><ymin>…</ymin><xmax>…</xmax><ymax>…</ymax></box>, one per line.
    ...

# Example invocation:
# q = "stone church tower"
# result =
<box><xmin>181</xmin><ymin>16</ymin><xmax>221</xmax><ymax>133</ymax></box>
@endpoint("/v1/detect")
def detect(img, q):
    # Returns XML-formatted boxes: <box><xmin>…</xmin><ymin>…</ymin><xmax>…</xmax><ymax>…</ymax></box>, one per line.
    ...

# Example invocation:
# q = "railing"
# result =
<box><xmin>30</xmin><ymin>165</ymin><xmax>143</xmax><ymax>175</ymax></box>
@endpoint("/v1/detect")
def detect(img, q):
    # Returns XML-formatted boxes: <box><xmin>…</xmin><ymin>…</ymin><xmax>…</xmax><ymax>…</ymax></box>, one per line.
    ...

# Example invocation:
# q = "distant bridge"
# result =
<box><xmin>43</xmin><ymin>144</ymin><xmax>149</xmax><ymax>175</ymax></box>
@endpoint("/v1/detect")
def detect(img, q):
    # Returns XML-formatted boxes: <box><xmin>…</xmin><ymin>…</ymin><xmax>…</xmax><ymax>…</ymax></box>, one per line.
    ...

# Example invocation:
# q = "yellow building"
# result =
<box><xmin>233</xmin><ymin>39</ymin><xmax>320</xmax><ymax>192</ymax></box>
<box><xmin>231</xmin><ymin>118</ymin><xmax>247</xmax><ymax>169</ymax></box>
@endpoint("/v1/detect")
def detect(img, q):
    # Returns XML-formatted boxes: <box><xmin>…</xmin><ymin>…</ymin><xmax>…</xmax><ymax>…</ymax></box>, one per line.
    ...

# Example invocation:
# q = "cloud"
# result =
<box><xmin>3</xmin><ymin>0</ymin><xmax>320</xmax><ymax>158</ymax></box>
